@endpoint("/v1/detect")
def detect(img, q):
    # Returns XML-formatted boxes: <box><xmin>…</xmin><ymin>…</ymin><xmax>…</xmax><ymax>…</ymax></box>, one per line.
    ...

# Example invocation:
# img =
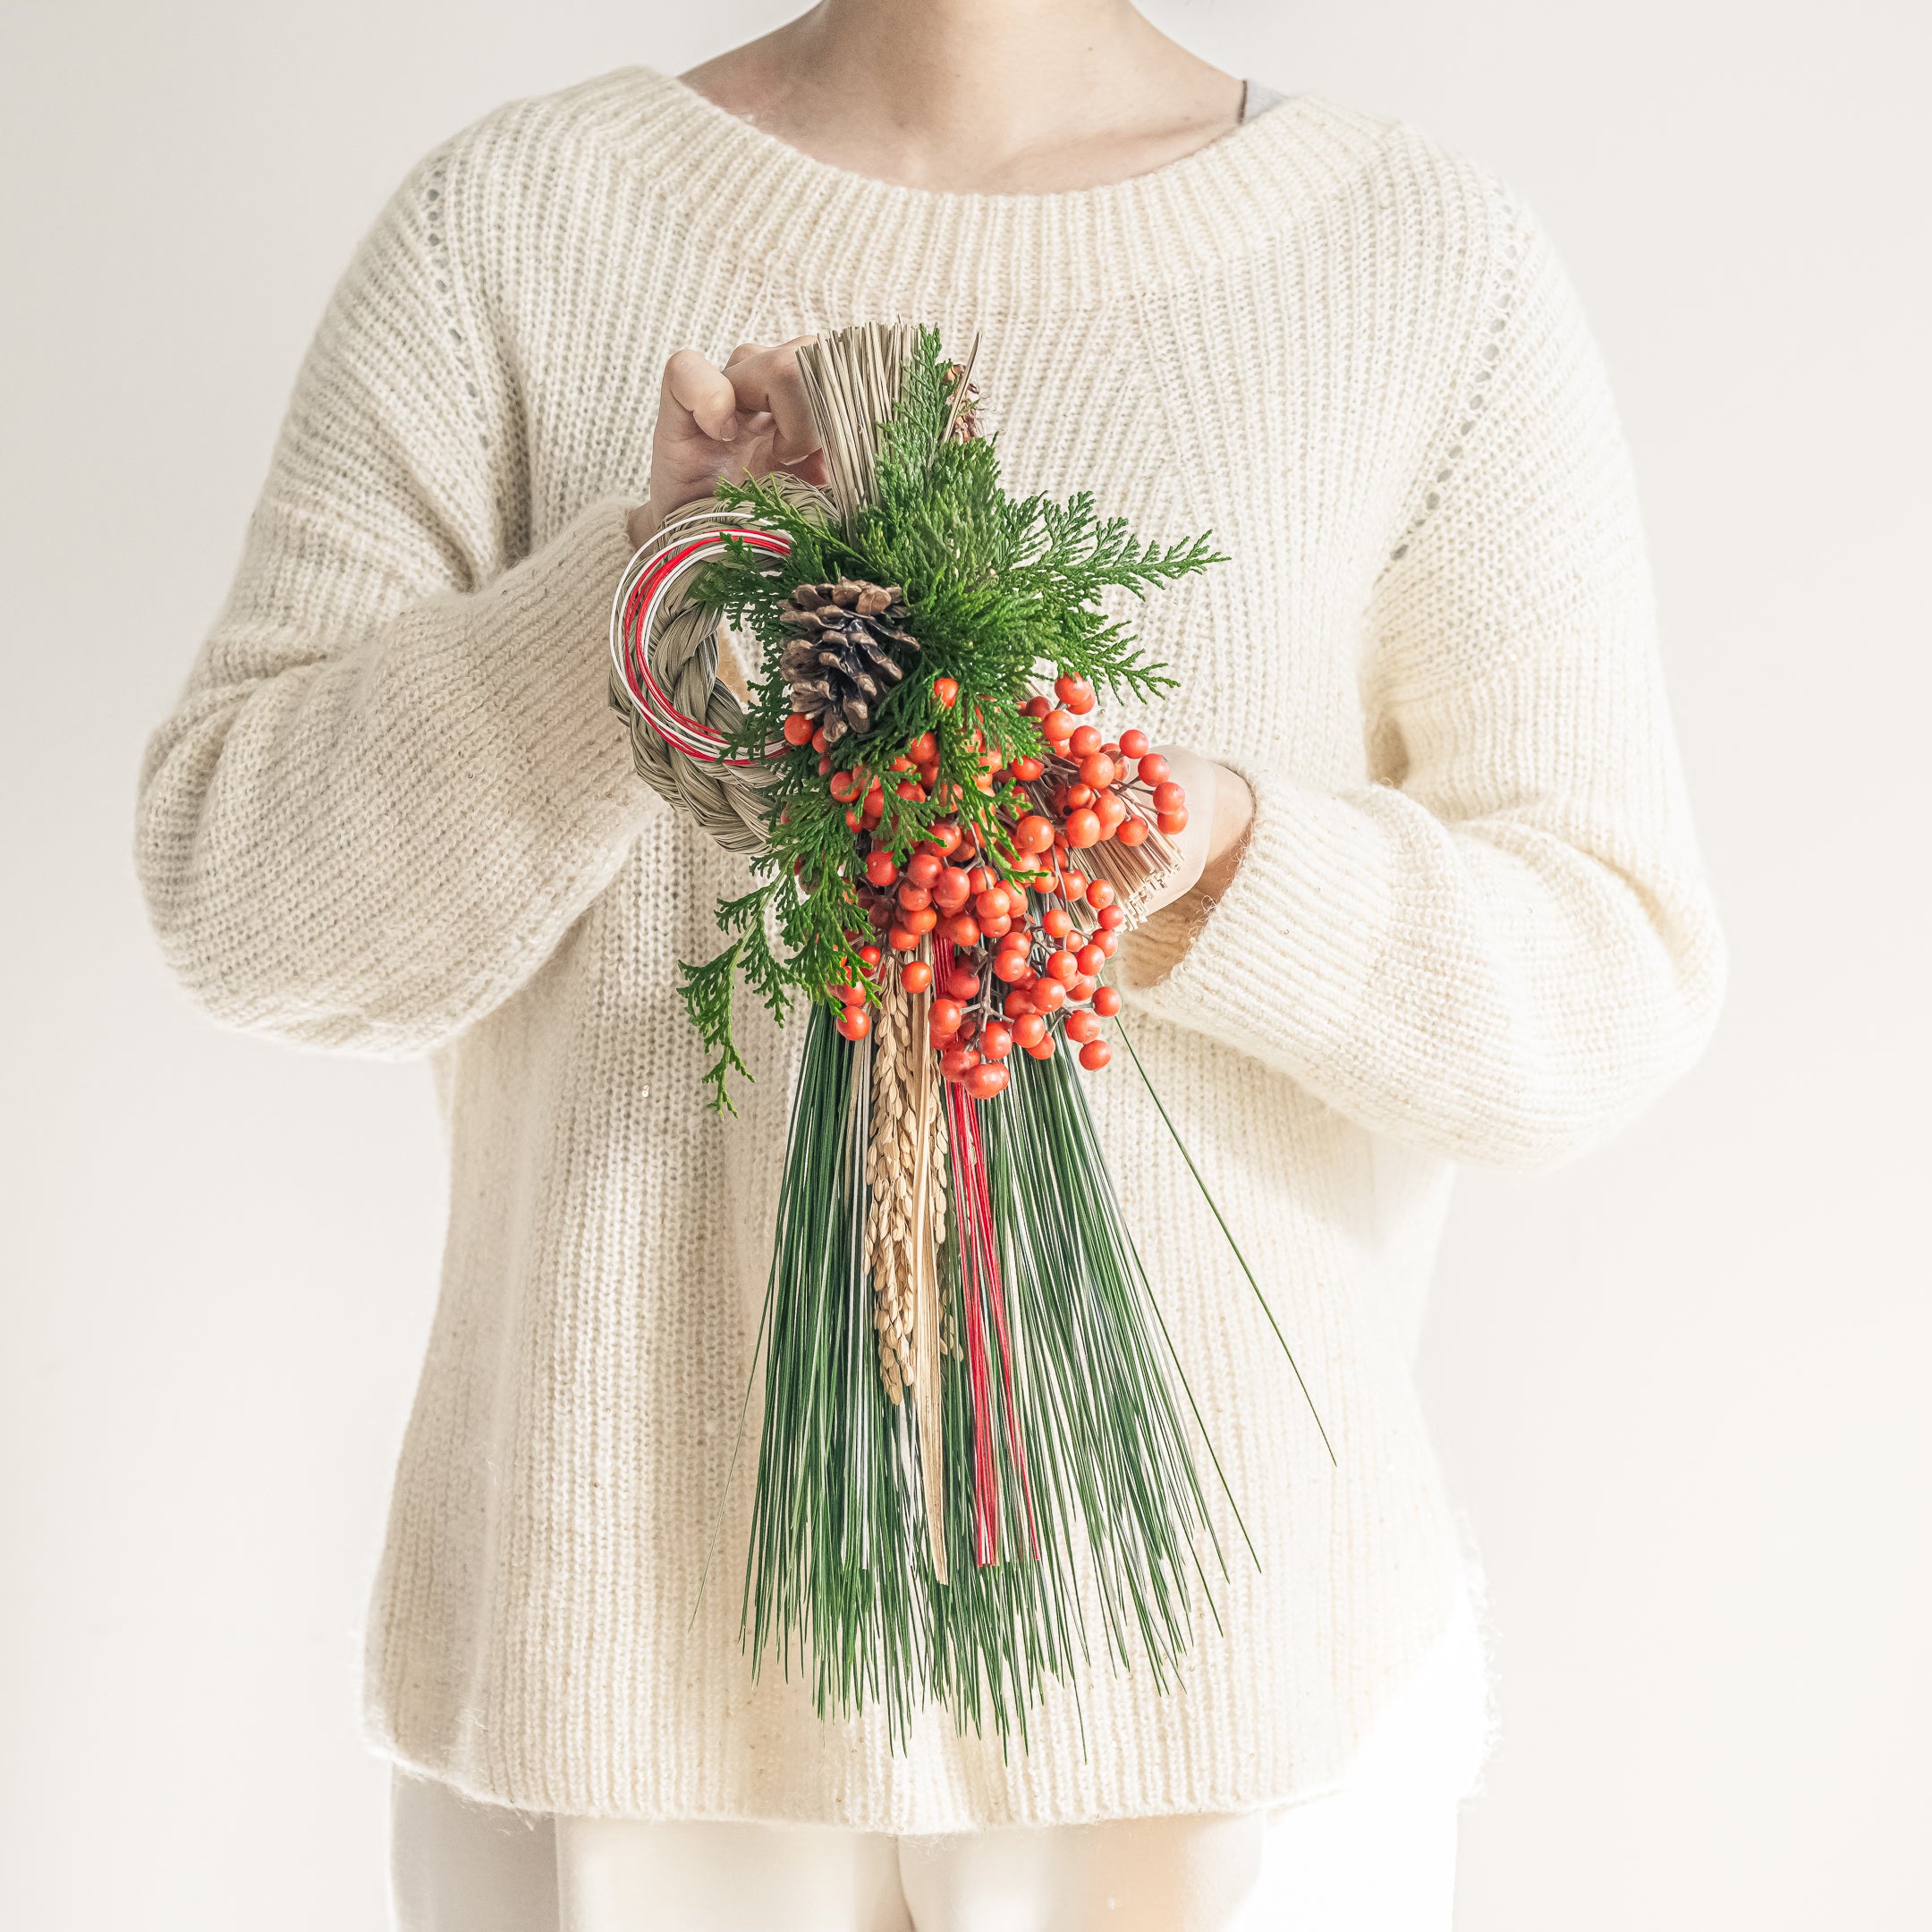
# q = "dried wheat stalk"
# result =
<box><xmin>864</xmin><ymin>975</ymin><xmax>922</xmax><ymax>1402</ymax></box>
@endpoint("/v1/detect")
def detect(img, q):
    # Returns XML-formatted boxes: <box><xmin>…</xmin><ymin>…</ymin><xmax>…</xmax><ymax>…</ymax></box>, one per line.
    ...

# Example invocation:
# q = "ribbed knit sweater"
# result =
<box><xmin>133</xmin><ymin>66</ymin><xmax>1724</xmax><ymax>1829</ymax></box>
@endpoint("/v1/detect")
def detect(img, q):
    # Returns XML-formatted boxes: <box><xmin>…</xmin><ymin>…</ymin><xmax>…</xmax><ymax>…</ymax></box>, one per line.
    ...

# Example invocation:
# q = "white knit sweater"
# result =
<box><xmin>134</xmin><ymin>66</ymin><xmax>1724</xmax><ymax>1829</ymax></box>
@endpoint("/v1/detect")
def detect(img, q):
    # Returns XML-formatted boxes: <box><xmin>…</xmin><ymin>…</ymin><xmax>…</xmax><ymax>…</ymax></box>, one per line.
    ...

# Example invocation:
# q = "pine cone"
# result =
<box><xmin>777</xmin><ymin>578</ymin><xmax>917</xmax><ymax>744</ymax></box>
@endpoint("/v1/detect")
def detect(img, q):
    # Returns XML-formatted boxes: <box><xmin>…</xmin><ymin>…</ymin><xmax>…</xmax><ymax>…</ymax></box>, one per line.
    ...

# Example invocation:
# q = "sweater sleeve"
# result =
<box><xmin>134</xmin><ymin>148</ymin><xmax>651</xmax><ymax>1057</ymax></box>
<box><xmin>1122</xmin><ymin>192</ymin><xmax>1726</xmax><ymax>1169</ymax></box>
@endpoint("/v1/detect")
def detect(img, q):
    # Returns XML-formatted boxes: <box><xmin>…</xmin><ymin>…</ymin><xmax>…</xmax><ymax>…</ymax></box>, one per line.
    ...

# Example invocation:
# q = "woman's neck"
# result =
<box><xmin>681</xmin><ymin>0</ymin><xmax>1242</xmax><ymax>194</ymax></box>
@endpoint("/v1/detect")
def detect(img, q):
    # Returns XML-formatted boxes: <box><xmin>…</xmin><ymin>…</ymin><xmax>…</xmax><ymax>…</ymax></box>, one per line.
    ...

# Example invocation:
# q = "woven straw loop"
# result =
<box><xmin>608</xmin><ymin>505</ymin><xmax>792</xmax><ymax>855</ymax></box>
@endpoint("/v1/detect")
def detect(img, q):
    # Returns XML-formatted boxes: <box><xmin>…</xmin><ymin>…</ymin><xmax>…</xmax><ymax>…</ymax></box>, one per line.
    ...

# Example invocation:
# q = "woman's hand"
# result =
<box><xmin>1115</xmin><ymin>750</ymin><xmax>1255</xmax><ymax>987</ymax></box>
<box><xmin>1140</xmin><ymin>750</ymin><xmax>1255</xmax><ymax>914</ymax></box>
<box><xmin>625</xmin><ymin>338</ymin><xmax>830</xmax><ymax>549</ymax></box>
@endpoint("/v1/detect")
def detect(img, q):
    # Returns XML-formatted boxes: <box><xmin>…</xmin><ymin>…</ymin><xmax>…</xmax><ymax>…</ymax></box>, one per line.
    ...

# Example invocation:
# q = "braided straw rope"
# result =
<box><xmin>608</xmin><ymin>493</ymin><xmax>832</xmax><ymax>855</ymax></box>
<box><xmin>606</xmin><ymin>621</ymin><xmax>766</xmax><ymax>852</ymax></box>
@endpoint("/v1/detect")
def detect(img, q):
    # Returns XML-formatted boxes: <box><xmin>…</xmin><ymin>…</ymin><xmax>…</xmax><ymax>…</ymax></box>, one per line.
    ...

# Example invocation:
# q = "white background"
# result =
<box><xmin>3</xmin><ymin>2</ymin><xmax>1927</xmax><ymax>1927</ymax></box>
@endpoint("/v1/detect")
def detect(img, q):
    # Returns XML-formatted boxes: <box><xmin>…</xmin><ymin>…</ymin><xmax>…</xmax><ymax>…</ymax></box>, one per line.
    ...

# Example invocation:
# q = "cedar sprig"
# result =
<box><xmin>679</xmin><ymin>882</ymin><xmax>792</xmax><ymax>1114</ymax></box>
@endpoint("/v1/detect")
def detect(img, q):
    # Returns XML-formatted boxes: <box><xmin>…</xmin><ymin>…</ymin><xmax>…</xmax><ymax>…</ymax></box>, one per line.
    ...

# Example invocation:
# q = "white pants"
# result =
<box><xmin>390</xmin><ymin>1581</ymin><xmax>1488</xmax><ymax>1932</ymax></box>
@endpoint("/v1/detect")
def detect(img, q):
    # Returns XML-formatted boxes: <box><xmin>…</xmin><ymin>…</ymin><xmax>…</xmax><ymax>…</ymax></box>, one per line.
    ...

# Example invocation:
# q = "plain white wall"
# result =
<box><xmin>3</xmin><ymin>2</ymin><xmax>1926</xmax><ymax>1927</ymax></box>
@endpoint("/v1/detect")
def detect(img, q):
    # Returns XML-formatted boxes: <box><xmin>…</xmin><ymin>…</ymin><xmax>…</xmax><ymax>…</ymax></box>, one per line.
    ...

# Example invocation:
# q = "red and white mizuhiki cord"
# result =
<box><xmin>607</xmin><ymin>506</ymin><xmax>792</xmax><ymax>764</ymax></box>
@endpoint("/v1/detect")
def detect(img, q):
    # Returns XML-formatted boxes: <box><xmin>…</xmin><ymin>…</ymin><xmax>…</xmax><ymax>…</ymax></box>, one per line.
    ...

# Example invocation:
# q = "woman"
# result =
<box><xmin>134</xmin><ymin>3</ymin><xmax>1725</xmax><ymax>1927</ymax></box>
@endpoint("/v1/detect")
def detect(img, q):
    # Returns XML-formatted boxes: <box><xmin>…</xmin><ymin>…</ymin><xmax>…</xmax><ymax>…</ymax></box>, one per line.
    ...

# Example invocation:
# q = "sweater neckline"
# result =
<box><xmin>577</xmin><ymin>66</ymin><xmax>1394</xmax><ymax>310</ymax></box>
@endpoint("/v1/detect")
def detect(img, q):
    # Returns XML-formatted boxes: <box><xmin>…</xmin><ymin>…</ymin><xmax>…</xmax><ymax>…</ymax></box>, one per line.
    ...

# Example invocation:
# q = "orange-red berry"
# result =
<box><xmin>965</xmin><ymin>1059</ymin><xmax>1010</xmax><ymax>1099</ymax></box>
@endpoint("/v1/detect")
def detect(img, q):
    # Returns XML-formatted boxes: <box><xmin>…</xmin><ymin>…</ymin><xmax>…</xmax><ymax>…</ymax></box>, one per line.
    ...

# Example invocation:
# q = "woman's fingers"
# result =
<box><xmin>661</xmin><ymin>349</ymin><xmax>740</xmax><ymax>445</ymax></box>
<box><xmin>645</xmin><ymin>338</ymin><xmax>827</xmax><ymax>535</ymax></box>
<box><xmin>649</xmin><ymin>351</ymin><xmax>746</xmax><ymax>530</ymax></box>
<box><xmin>1111</xmin><ymin>748</ymin><xmax>1236</xmax><ymax>989</ymax></box>
<box><xmin>724</xmin><ymin>337</ymin><xmax>823</xmax><ymax>466</ymax></box>
<box><xmin>783</xmin><ymin>448</ymin><xmax>832</xmax><ymax>490</ymax></box>
<box><xmin>1134</xmin><ymin>748</ymin><xmax>1219</xmax><ymax>916</ymax></box>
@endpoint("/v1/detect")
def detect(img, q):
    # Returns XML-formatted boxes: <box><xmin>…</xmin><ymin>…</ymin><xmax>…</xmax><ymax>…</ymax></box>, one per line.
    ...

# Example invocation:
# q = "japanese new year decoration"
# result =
<box><xmin>609</xmin><ymin>324</ymin><xmax>1326</xmax><ymax>1745</ymax></box>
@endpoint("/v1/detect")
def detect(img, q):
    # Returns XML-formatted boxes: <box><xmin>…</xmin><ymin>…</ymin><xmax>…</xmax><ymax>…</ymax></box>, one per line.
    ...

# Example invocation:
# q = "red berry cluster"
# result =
<box><xmin>823</xmin><ymin>674</ymin><xmax>1184</xmax><ymax>1098</ymax></box>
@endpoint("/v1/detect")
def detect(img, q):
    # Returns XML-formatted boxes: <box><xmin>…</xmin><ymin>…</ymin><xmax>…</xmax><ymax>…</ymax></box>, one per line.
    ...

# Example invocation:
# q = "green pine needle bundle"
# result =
<box><xmin>742</xmin><ymin>1003</ymin><xmax>1229</xmax><ymax>1746</ymax></box>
